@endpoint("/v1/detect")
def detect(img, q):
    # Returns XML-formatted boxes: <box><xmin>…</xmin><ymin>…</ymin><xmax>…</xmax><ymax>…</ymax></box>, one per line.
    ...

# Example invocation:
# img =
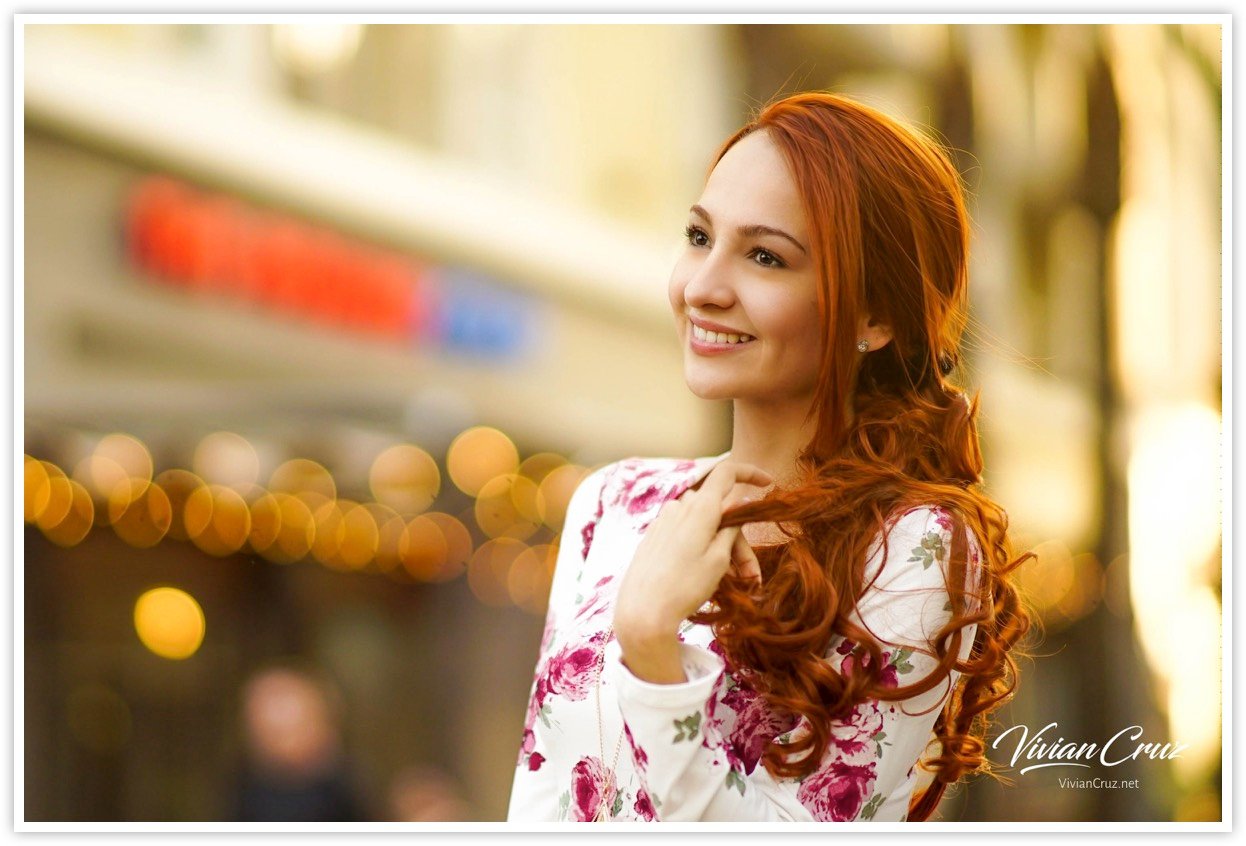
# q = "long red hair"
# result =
<box><xmin>692</xmin><ymin>92</ymin><xmax>1035</xmax><ymax>821</ymax></box>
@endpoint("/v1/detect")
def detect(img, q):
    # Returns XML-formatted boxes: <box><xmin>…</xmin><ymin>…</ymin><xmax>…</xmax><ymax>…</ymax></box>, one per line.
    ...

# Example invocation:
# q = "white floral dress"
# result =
<box><xmin>506</xmin><ymin>452</ymin><xmax>983</xmax><ymax>823</ymax></box>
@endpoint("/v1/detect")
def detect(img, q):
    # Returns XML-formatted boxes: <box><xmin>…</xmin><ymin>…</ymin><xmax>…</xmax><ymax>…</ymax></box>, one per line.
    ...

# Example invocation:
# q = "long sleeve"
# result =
<box><xmin>604</xmin><ymin>506</ymin><xmax>982</xmax><ymax>822</ymax></box>
<box><xmin>506</xmin><ymin>464</ymin><xmax>611</xmax><ymax>821</ymax></box>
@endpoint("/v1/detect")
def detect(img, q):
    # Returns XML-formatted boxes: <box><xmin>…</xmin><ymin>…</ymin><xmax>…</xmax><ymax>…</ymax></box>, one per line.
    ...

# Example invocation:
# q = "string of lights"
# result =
<box><xmin>24</xmin><ymin>426</ymin><xmax>591</xmax><ymax>660</ymax></box>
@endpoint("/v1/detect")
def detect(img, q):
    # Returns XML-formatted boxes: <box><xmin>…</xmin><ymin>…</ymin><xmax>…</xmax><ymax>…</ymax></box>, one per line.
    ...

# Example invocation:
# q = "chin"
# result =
<box><xmin>683</xmin><ymin>371</ymin><xmax>740</xmax><ymax>401</ymax></box>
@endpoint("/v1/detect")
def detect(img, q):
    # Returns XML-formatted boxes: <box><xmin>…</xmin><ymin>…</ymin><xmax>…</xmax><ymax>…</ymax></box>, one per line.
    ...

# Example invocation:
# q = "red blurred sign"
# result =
<box><xmin>125</xmin><ymin>176</ymin><xmax>429</xmax><ymax>344</ymax></box>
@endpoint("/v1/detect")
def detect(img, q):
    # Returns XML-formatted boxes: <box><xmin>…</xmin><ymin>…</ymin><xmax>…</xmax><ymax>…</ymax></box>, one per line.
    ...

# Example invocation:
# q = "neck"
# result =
<box><xmin>728</xmin><ymin>395</ymin><xmax>817</xmax><ymax>490</ymax></box>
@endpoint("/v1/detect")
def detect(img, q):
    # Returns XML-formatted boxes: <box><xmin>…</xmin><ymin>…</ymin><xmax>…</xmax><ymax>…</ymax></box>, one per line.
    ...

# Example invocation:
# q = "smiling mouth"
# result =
<box><xmin>690</xmin><ymin>323</ymin><xmax>755</xmax><ymax>345</ymax></box>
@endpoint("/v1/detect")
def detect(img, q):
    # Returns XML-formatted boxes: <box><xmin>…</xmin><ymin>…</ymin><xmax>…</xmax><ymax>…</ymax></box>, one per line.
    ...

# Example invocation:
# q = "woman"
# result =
<box><xmin>507</xmin><ymin>92</ymin><xmax>1032</xmax><ymax>823</ymax></box>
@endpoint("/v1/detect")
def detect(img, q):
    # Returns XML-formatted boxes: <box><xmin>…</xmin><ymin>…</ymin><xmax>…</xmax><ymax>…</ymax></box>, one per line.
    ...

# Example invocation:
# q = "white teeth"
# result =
<box><xmin>690</xmin><ymin>322</ymin><xmax>754</xmax><ymax>344</ymax></box>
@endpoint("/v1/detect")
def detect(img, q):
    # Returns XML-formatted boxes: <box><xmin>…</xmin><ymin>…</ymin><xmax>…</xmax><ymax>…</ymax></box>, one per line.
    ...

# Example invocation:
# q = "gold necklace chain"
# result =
<box><xmin>592</xmin><ymin>624</ymin><xmax>626</xmax><ymax>822</ymax></box>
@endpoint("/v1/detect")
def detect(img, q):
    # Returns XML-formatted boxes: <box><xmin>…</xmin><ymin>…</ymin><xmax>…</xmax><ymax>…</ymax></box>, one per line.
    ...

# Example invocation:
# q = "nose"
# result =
<box><xmin>679</xmin><ymin>249</ymin><xmax>736</xmax><ymax>311</ymax></box>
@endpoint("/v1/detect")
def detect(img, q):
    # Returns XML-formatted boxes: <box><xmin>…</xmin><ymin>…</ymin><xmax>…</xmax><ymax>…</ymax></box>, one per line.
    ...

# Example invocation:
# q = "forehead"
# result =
<box><xmin>700</xmin><ymin>130</ymin><xmax>805</xmax><ymax>231</ymax></box>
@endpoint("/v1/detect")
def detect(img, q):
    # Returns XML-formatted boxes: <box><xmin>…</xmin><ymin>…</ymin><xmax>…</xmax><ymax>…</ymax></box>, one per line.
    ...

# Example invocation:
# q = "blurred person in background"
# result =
<box><xmin>232</xmin><ymin>663</ymin><xmax>366</xmax><ymax>822</ymax></box>
<box><xmin>508</xmin><ymin>92</ymin><xmax>1032</xmax><ymax>823</ymax></box>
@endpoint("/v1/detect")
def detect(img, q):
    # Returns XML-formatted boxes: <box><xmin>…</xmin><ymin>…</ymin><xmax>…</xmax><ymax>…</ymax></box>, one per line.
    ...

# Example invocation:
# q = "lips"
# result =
<box><xmin>690</xmin><ymin>323</ymin><xmax>754</xmax><ymax>345</ymax></box>
<box><xmin>686</xmin><ymin>316</ymin><xmax>757</xmax><ymax>357</ymax></box>
<box><xmin>687</xmin><ymin>314</ymin><xmax>755</xmax><ymax>346</ymax></box>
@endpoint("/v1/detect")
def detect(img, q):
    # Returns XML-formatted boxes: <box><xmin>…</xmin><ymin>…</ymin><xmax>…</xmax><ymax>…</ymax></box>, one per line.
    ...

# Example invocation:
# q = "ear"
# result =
<box><xmin>856</xmin><ymin>315</ymin><xmax>893</xmax><ymax>352</ymax></box>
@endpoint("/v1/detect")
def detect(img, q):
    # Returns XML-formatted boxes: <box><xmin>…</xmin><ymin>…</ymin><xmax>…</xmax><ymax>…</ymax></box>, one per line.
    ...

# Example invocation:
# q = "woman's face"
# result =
<box><xmin>668</xmin><ymin>129</ymin><xmax>824</xmax><ymax>405</ymax></box>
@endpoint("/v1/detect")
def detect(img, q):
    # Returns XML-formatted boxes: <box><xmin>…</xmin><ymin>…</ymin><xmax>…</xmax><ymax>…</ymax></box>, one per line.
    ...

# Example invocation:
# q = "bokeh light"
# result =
<box><xmin>508</xmin><ymin>474</ymin><xmax>543</xmax><ymax>527</ymax></box>
<box><xmin>362</xmin><ymin>502</ymin><xmax>405</xmax><ymax>574</ymax></box>
<box><xmin>154</xmin><ymin>469</ymin><xmax>209</xmax><ymax>543</ymax></box>
<box><xmin>475</xmin><ymin>474</ymin><xmax>540</xmax><ymax>540</ymax></box>
<box><xmin>248</xmin><ymin>491</ymin><xmax>283</xmax><ymax>553</ymax></box>
<box><xmin>1016</xmin><ymin>539</ymin><xmax>1076</xmax><ymax>621</ymax></box>
<box><xmin>71</xmin><ymin>454</ymin><xmax>129</xmax><ymax>523</ymax></box>
<box><xmin>67</xmin><ymin>434</ymin><xmax>155</xmax><ymax>524</ymax></box>
<box><xmin>398</xmin><ymin>514</ymin><xmax>448</xmax><ymax>582</ymax></box>
<box><xmin>35</xmin><ymin>461</ymin><xmax>74</xmax><ymax>531</ymax></box>
<box><xmin>24</xmin><ymin>456</ymin><xmax>52</xmax><ymax>523</ymax></box>
<box><xmin>400</xmin><ymin>512</ymin><xmax>472</xmax><ymax>583</ymax></box>
<box><xmin>369</xmin><ymin>444</ymin><xmax>440</xmax><ymax>516</ymax></box>
<box><xmin>133</xmin><ymin>586</ymin><xmax>206</xmax><ymax>660</ymax></box>
<box><xmin>507</xmin><ymin>542</ymin><xmax>558</xmax><ymax>616</ymax></box>
<box><xmin>446</xmin><ymin>426</ymin><xmax>519</xmax><ymax>497</ymax></box>
<box><xmin>269</xmin><ymin>458</ymin><xmax>337</xmax><ymax>501</ymax></box>
<box><xmin>518</xmin><ymin>452</ymin><xmax>568</xmax><ymax>486</ymax></box>
<box><xmin>184</xmin><ymin>484</ymin><xmax>251</xmax><ymax>557</ymax></box>
<box><xmin>256</xmin><ymin>492</ymin><xmax>316</xmax><ymax>564</ymax></box>
<box><xmin>468</xmin><ymin>537</ymin><xmax>526</xmax><ymax>607</ymax></box>
<box><xmin>193</xmin><ymin>431</ymin><xmax>261</xmax><ymax>490</ymax></box>
<box><xmin>310</xmin><ymin>497</ymin><xmax>348</xmax><ymax>569</ymax></box>
<box><xmin>108</xmin><ymin>480</ymin><xmax>173</xmax><ymax>548</ymax></box>
<box><xmin>40</xmin><ymin>478</ymin><xmax>95</xmax><ymax>547</ymax></box>
<box><xmin>1053</xmin><ymin>552</ymin><xmax>1105</xmax><ymax>623</ymax></box>
<box><xmin>536</xmin><ymin>463</ymin><xmax>590</xmax><ymax>531</ymax></box>
<box><xmin>93</xmin><ymin>432</ymin><xmax>154</xmax><ymax>498</ymax></box>
<box><xmin>336</xmin><ymin>502</ymin><xmax>380</xmax><ymax>571</ymax></box>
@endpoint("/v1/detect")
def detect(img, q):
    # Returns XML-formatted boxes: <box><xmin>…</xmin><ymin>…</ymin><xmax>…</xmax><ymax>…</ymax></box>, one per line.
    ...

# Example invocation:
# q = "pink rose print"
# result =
<box><xmin>930</xmin><ymin>506</ymin><xmax>954</xmax><ymax>534</ymax></box>
<box><xmin>633</xmin><ymin>786</ymin><xmax>657</xmax><ymax>821</ymax></box>
<box><xmin>544</xmin><ymin>641</ymin><xmax>601</xmax><ymax>702</ymax></box>
<box><xmin>797</xmin><ymin>759</ymin><xmax>878</xmax><ymax>822</ymax></box>
<box><xmin>828</xmin><ymin>698</ymin><xmax>885</xmax><ymax>757</ymax></box>
<box><xmin>839</xmin><ymin>648</ymin><xmax>900</xmax><ymax>690</ymax></box>
<box><xmin>623</xmin><ymin>721</ymin><xmax>648</xmax><ymax>773</ymax></box>
<box><xmin>626</xmin><ymin>482</ymin><xmax>668</xmax><ymax>516</ymax></box>
<box><xmin>518</xmin><ymin>701</ymin><xmax>548</xmax><ymax>771</ymax></box>
<box><xmin>580</xmin><ymin>491</ymin><xmax>606</xmax><ymax>559</ymax></box>
<box><xmin>574</xmin><ymin>585</ymin><xmax>613</xmax><ymax>625</ymax></box>
<box><xmin>722</xmin><ymin>683</ymin><xmax>797</xmax><ymax>774</ymax></box>
<box><xmin>570</xmin><ymin>756</ymin><xmax>615</xmax><ymax>822</ymax></box>
<box><xmin>516</xmin><ymin>728</ymin><xmax>534</xmax><ymax>767</ymax></box>
<box><xmin>610</xmin><ymin>460</ymin><xmax>708</xmax><ymax>530</ymax></box>
<box><xmin>612</xmin><ymin>466</ymin><xmax>659</xmax><ymax>509</ymax></box>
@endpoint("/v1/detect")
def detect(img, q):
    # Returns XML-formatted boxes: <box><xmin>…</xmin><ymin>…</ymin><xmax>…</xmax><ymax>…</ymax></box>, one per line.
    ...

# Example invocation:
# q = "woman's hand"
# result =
<box><xmin>613</xmin><ymin>461</ymin><xmax>772</xmax><ymax>681</ymax></box>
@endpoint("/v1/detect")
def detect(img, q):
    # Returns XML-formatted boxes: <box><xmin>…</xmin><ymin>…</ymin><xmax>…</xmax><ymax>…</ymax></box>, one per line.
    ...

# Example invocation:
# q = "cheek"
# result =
<box><xmin>751</xmin><ymin>294</ymin><xmax>820</xmax><ymax>344</ymax></box>
<box><xmin>667</xmin><ymin>264</ymin><xmax>691</xmax><ymax>321</ymax></box>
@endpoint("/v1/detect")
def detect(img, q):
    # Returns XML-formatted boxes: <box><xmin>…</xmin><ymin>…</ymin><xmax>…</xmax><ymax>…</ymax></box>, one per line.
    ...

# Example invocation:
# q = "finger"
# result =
<box><xmin>707</xmin><ymin>525</ymin><xmax>739</xmax><ymax>565</ymax></box>
<box><xmin>698</xmin><ymin>460</ymin><xmax>774</xmax><ymax>503</ymax></box>
<box><xmin>730</xmin><ymin>531</ymin><xmax>762</xmax><ymax>585</ymax></box>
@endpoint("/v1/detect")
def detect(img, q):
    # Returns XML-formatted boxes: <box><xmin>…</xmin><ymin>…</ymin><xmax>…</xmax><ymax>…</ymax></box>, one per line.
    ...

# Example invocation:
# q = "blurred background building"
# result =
<box><xmin>20</xmin><ymin>20</ymin><xmax>1223</xmax><ymax>823</ymax></box>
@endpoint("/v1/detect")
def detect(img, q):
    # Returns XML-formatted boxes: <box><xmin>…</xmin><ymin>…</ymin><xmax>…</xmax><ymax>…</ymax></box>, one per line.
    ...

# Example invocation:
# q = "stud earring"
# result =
<box><xmin>856</xmin><ymin>339</ymin><xmax>870</xmax><ymax>353</ymax></box>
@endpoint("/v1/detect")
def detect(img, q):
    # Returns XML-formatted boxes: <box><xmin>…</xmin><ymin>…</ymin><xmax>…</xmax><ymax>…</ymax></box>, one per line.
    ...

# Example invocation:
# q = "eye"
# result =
<box><xmin>749</xmin><ymin>248</ymin><xmax>786</xmax><ymax>269</ymax></box>
<box><xmin>683</xmin><ymin>225</ymin><xmax>710</xmax><ymax>248</ymax></box>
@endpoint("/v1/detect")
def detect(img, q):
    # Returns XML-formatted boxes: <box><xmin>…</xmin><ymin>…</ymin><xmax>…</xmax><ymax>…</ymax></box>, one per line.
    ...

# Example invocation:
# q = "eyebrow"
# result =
<box><xmin>689</xmin><ymin>204</ymin><xmax>808</xmax><ymax>255</ymax></box>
